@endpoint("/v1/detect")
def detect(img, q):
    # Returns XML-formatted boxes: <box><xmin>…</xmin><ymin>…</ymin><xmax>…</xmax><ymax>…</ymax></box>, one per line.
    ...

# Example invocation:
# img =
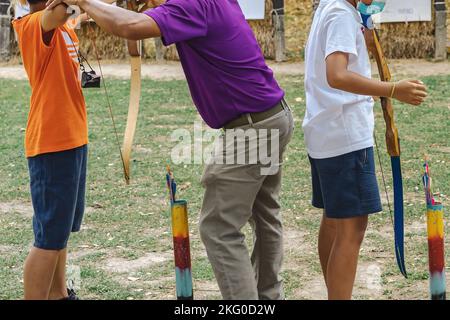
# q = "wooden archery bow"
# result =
<box><xmin>89</xmin><ymin>1</ymin><xmax>152</xmax><ymax>184</ymax></box>
<box><xmin>122</xmin><ymin>0</ymin><xmax>158</xmax><ymax>184</ymax></box>
<box><xmin>363</xmin><ymin>18</ymin><xmax>407</xmax><ymax>278</ymax></box>
<box><xmin>122</xmin><ymin>0</ymin><xmax>146</xmax><ymax>185</ymax></box>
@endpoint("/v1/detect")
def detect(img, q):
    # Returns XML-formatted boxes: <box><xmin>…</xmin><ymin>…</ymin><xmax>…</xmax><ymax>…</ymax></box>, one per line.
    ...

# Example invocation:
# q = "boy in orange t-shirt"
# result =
<box><xmin>13</xmin><ymin>1</ymin><xmax>88</xmax><ymax>300</ymax></box>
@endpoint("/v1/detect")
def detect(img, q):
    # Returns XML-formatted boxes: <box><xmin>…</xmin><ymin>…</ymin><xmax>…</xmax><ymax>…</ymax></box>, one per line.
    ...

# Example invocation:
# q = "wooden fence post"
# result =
<box><xmin>312</xmin><ymin>0</ymin><xmax>321</xmax><ymax>13</ymax></box>
<box><xmin>0</xmin><ymin>0</ymin><xmax>11</xmax><ymax>61</ymax></box>
<box><xmin>155</xmin><ymin>38</ymin><xmax>165</xmax><ymax>62</ymax></box>
<box><xmin>434</xmin><ymin>1</ymin><xmax>448</xmax><ymax>61</ymax></box>
<box><xmin>272</xmin><ymin>0</ymin><xmax>285</xmax><ymax>62</ymax></box>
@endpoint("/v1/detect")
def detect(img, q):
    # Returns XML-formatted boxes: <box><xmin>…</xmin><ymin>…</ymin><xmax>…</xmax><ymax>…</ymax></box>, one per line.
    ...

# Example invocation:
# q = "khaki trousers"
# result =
<box><xmin>199</xmin><ymin>105</ymin><xmax>294</xmax><ymax>300</ymax></box>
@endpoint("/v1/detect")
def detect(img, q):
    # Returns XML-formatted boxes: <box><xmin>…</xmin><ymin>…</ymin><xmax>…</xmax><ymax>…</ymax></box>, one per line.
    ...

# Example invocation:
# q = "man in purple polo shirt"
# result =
<box><xmin>47</xmin><ymin>0</ymin><xmax>294</xmax><ymax>300</ymax></box>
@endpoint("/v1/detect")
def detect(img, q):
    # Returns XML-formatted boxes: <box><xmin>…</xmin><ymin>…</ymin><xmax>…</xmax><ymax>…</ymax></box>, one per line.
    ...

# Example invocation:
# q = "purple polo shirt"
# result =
<box><xmin>144</xmin><ymin>0</ymin><xmax>284</xmax><ymax>129</ymax></box>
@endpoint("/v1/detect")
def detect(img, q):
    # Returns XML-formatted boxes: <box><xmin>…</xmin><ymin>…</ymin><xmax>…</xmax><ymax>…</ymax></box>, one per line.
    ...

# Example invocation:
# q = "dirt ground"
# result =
<box><xmin>1</xmin><ymin>59</ymin><xmax>449</xmax><ymax>80</ymax></box>
<box><xmin>1</xmin><ymin>59</ymin><xmax>448</xmax><ymax>300</ymax></box>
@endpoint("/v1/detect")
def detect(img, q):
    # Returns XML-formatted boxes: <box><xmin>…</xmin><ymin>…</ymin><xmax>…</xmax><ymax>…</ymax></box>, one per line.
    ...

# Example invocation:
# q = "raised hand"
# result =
<box><xmin>46</xmin><ymin>0</ymin><xmax>82</xmax><ymax>10</ymax></box>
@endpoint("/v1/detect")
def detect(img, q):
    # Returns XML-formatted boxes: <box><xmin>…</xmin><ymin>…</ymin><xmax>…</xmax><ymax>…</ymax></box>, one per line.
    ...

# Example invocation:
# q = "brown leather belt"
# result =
<box><xmin>223</xmin><ymin>100</ymin><xmax>287</xmax><ymax>129</ymax></box>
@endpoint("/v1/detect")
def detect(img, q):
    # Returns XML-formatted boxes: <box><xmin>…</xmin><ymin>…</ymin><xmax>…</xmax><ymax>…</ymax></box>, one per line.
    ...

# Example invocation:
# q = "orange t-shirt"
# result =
<box><xmin>13</xmin><ymin>11</ymin><xmax>88</xmax><ymax>158</ymax></box>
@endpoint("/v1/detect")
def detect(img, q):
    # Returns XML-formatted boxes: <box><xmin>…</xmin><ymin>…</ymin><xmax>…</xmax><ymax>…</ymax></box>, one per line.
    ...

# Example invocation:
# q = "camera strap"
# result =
<box><xmin>65</xmin><ymin>28</ymin><xmax>97</xmax><ymax>76</ymax></box>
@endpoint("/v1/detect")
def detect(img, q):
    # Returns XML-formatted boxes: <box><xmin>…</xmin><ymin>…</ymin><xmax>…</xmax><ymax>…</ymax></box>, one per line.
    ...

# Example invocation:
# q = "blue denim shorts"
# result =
<box><xmin>309</xmin><ymin>147</ymin><xmax>382</xmax><ymax>219</ymax></box>
<box><xmin>28</xmin><ymin>145</ymin><xmax>87</xmax><ymax>250</ymax></box>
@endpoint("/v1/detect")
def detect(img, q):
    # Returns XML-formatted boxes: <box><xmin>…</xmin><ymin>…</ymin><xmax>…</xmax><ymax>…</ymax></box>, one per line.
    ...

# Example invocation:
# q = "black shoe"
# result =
<box><xmin>60</xmin><ymin>288</ymin><xmax>80</xmax><ymax>300</ymax></box>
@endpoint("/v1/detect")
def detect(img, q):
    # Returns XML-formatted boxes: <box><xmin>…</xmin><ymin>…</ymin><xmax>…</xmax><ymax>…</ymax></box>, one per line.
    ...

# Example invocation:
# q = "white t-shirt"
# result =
<box><xmin>302</xmin><ymin>0</ymin><xmax>375</xmax><ymax>159</ymax></box>
<box><xmin>14</xmin><ymin>3</ymin><xmax>30</xmax><ymax>19</ymax></box>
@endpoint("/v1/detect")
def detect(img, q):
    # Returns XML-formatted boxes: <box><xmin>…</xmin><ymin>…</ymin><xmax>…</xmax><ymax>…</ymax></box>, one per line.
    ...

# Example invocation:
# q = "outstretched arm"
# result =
<box><xmin>326</xmin><ymin>52</ymin><xmax>427</xmax><ymax>106</ymax></box>
<box><xmin>46</xmin><ymin>0</ymin><xmax>161</xmax><ymax>40</ymax></box>
<box><xmin>77</xmin><ymin>0</ymin><xmax>118</xmax><ymax>23</ymax></box>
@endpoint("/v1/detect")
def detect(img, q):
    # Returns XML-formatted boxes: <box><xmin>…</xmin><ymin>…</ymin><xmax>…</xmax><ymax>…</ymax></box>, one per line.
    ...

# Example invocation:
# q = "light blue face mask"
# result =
<box><xmin>357</xmin><ymin>1</ymin><xmax>386</xmax><ymax>28</ymax></box>
<box><xmin>357</xmin><ymin>1</ymin><xmax>386</xmax><ymax>15</ymax></box>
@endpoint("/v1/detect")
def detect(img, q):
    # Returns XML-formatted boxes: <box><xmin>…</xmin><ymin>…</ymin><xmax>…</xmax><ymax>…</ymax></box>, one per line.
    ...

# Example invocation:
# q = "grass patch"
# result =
<box><xmin>0</xmin><ymin>74</ymin><xmax>449</xmax><ymax>299</ymax></box>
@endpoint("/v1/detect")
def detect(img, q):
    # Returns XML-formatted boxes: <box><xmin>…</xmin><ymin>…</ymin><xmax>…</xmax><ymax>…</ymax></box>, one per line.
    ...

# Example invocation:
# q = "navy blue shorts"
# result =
<box><xmin>28</xmin><ymin>145</ymin><xmax>87</xmax><ymax>250</ymax></box>
<box><xmin>309</xmin><ymin>147</ymin><xmax>382</xmax><ymax>219</ymax></box>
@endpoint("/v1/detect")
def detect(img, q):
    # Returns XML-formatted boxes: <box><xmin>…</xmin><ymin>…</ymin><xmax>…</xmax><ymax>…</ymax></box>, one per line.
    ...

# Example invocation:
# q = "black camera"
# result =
<box><xmin>81</xmin><ymin>70</ymin><xmax>101</xmax><ymax>88</ymax></box>
<box><xmin>65</xmin><ymin>32</ymin><xmax>101</xmax><ymax>89</ymax></box>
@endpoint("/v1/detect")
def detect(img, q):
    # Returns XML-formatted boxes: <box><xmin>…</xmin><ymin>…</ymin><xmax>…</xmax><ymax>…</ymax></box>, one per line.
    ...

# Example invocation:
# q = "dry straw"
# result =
<box><xmin>42</xmin><ymin>0</ymin><xmax>450</xmax><ymax>60</ymax></box>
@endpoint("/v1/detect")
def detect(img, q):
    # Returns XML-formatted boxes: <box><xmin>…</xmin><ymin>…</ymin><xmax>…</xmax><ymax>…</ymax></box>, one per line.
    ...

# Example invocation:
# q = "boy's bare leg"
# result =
<box><xmin>318</xmin><ymin>212</ymin><xmax>336</xmax><ymax>287</ymax></box>
<box><xmin>23</xmin><ymin>247</ymin><xmax>59</xmax><ymax>300</ymax></box>
<box><xmin>326</xmin><ymin>215</ymin><xmax>368</xmax><ymax>300</ymax></box>
<box><xmin>48</xmin><ymin>248</ymin><xmax>68</xmax><ymax>300</ymax></box>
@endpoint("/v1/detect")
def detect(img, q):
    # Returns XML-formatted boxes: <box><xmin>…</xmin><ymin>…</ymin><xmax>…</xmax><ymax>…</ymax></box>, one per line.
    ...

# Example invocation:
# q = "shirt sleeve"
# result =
<box><xmin>144</xmin><ymin>0</ymin><xmax>208</xmax><ymax>46</ymax></box>
<box><xmin>323</xmin><ymin>11</ymin><xmax>359</xmax><ymax>59</ymax></box>
<box><xmin>12</xmin><ymin>12</ymin><xmax>56</xmax><ymax>83</ymax></box>
<box><xmin>13</xmin><ymin>12</ymin><xmax>56</xmax><ymax>50</ymax></box>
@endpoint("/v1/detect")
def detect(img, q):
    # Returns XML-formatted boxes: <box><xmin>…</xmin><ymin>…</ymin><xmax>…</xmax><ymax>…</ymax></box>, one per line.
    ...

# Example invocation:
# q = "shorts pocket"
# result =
<box><xmin>28</xmin><ymin>154</ymin><xmax>51</xmax><ymax>182</ymax></box>
<box><xmin>359</xmin><ymin>148</ymin><xmax>376</xmax><ymax>174</ymax></box>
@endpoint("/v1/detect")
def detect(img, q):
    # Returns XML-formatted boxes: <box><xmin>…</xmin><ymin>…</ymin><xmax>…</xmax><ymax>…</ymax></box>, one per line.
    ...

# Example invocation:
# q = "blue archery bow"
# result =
<box><xmin>360</xmin><ymin>1</ymin><xmax>407</xmax><ymax>278</ymax></box>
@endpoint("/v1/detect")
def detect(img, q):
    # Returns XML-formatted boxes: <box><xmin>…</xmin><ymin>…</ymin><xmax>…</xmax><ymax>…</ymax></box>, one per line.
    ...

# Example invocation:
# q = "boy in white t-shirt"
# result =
<box><xmin>303</xmin><ymin>0</ymin><xmax>427</xmax><ymax>300</ymax></box>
